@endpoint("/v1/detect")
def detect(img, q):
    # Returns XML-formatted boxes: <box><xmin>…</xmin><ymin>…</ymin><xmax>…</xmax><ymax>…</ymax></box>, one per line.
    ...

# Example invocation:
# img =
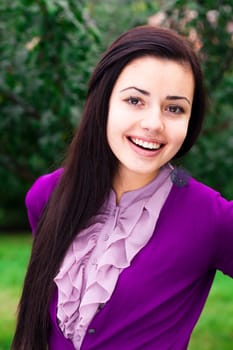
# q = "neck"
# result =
<box><xmin>113</xmin><ymin>168</ymin><xmax>159</xmax><ymax>204</ymax></box>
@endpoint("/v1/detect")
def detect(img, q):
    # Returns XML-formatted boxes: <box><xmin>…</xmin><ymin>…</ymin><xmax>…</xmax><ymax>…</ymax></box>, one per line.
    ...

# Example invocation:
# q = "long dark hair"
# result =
<box><xmin>12</xmin><ymin>25</ymin><xmax>206</xmax><ymax>349</ymax></box>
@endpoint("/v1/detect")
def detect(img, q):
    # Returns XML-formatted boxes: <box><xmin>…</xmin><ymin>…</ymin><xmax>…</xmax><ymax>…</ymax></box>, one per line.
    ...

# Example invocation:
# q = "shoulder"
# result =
<box><xmin>171</xmin><ymin>176</ymin><xmax>233</xmax><ymax>237</ymax></box>
<box><xmin>173</xmin><ymin>175</ymin><xmax>231</xmax><ymax>207</ymax></box>
<box><xmin>25</xmin><ymin>168</ymin><xmax>63</xmax><ymax>233</ymax></box>
<box><xmin>185</xmin><ymin>179</ymin><xmax>233</xmax><ymax>276</ymax></box>
<box><xmin>189</xmin><ymin>177</ymin><xmax>232</xmax><ymax>210</ymax></box>
<box><xmin>163</xmin><ymin>174</ymin><xmax>233</xmax><ymax>276</ymax></box>
<box><xmin>167</xmin><ymin>174</ymin><xmax>233</xmax><ymax>228</ymax></box>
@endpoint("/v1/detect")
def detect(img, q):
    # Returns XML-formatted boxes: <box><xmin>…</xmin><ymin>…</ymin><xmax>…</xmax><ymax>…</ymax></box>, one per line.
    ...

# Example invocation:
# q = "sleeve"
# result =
<box><xmin>214</xmin><ymin>194</ymin><xmax>233</xmax><ymax>278</ymax></box>
<box><xmin>25</xmin><ymin>168</ymin><xmax>63</xmax><ymax>234</ymax></box>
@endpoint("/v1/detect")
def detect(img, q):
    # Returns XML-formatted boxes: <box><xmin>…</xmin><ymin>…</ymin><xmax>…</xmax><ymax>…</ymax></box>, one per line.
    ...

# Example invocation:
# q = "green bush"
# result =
<box><xmin>0</xmin><ymin>0</ymin><xmax>101</xmax><ymax>228</ymax></box>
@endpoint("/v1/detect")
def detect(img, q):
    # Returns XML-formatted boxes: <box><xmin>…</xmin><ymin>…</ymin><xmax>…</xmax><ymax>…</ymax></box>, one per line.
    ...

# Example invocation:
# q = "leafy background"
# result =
<box><xmin>0</xmin><ymin>0</ymin><xmax>233</xmax><ymax>230</ymax></box>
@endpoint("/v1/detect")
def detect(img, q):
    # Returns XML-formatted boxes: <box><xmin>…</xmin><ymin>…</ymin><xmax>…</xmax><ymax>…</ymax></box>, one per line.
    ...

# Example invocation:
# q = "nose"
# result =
<box><xmin>140</xmin><ymin>106</ymin><xmax>164</xmax><ymax>132</ymax></box>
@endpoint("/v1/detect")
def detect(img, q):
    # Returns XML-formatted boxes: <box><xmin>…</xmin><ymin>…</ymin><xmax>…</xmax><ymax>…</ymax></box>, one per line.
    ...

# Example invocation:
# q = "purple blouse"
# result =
<box><xmin>25</xmin><ymin>168</ymin><xmax>233</xmax><ymax>350</ymax></box>
<box><xmin>54</xmin><ymin>165</ymin><xmax>172</xmax><ymax>348</ymax></box>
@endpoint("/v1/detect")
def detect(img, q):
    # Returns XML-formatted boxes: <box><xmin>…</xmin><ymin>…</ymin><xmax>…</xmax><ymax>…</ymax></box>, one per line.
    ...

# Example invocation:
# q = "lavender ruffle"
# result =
<box><xmin>54</xmin><ymin>164</ymin><xmax>173</xmax><ymax>349</ymax></box>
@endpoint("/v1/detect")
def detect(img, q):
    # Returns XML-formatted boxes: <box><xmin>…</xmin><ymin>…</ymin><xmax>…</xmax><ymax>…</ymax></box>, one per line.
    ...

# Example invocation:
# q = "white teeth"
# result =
<box><xmin>131</xmin><ymin>138</ymin><xmax>161</xmax><ymax>150</ymax></box>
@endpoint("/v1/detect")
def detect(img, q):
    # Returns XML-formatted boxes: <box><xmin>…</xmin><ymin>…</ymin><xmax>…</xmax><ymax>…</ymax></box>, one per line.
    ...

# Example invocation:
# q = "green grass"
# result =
<box><xmin>0</xmin><ymin>234</ymin><xmax>32</xmax><ymax>350</ymax></box>
<box><xmin>189</xmin><ymin>272</ymin><xmax>233</xmax><ymax>349</ymax></box>
<box><xmin>0</xmin><ymin>234</ymin><xmax>233</xmax><ymax>349</ymax></box>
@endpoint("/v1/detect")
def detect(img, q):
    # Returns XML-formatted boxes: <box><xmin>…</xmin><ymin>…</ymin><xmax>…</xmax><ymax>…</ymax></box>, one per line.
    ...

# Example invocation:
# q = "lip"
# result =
<box><xmin>127</xmin><ymin>136</ymin><xmax>165</xmax><ymax>156</ymax></box>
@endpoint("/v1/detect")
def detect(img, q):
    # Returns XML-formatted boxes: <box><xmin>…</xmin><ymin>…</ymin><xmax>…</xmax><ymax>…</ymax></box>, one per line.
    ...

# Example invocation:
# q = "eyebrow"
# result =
<box><xmin>120</xmin><ymin>86</ymin><xmax>150</xmax><ymax>96</ymax></box>
<box><xmin>166</xmin><ymin>95</ymin><xmax>191</xmax><ymax>105</ymax></box>
<box><xmin>120</xmin><ymin>86</ymin><xmax>191</xmax><ymax>105</ymax></box>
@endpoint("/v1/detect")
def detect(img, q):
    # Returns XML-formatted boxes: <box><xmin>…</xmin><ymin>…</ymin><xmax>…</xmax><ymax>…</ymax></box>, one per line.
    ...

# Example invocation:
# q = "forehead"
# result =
<box><xmin>114</xmin><ymin>56</ymin><xmax>193</xmax><ymax>81</ymax></box>
<box><xmin>113</xmin><ymin>55</ymin><xmax>194</xmax><ymax>95</ymax></box>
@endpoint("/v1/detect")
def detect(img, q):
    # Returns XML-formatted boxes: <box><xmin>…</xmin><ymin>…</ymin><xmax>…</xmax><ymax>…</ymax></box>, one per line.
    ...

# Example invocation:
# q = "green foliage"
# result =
<box><xmin>88</xmin><ymin>0</ymin><xmax>160</xmax><ymax>48</ymax></box>
<box><xmin>0</xmin><ymin>0</ymin><xmax>233</xmax><ymax>228</ymax></box>
<box><xmin>0</xmin><ymin>0</ymin><xmax>101</xmax><ymax>228</ymax></box>
<box><xmin>0</xmin><ymin>0</ymin><xmax>101</xmax><ymax>174</ymax></box>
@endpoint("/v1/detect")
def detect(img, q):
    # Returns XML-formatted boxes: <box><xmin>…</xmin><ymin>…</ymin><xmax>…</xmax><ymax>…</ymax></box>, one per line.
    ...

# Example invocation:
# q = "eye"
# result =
<box><xmin>127</xmin><ymin>96</ymin><xmax>143</xmax><ymax>106</ymax></box>
<box><xmin>165</xmin><ymin>104</ymin><xmax>185</xmax><ymax>114</ymax></box>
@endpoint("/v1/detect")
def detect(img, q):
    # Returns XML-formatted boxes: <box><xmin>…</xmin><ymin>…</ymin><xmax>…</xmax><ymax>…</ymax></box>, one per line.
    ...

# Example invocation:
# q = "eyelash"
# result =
<box><xmin>126</xmin><ymin>96</ymin><xmax>143</xmax><ymax>106</ymax></box>
<box><xmin>165</xmin><ymin>105</ymin><xmax>185</xmax><ymax>114</ymax></box>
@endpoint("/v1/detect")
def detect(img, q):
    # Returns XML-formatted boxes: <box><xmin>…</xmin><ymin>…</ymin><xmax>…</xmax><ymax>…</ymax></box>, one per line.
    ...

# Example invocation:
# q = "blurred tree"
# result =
<box><xmin>0</xmin><ymin>0</ymin><xmax>232</xmax><ymax>229</ymax></box>
<box><xmin>0</xmin><ymin>0</ymin><xmax>101</xmax><ymax>229</ymax></box>
<box><xmin>88</xmin><ymin>0</ymin><xmax>160</xmax><ymax>48</ymax></box>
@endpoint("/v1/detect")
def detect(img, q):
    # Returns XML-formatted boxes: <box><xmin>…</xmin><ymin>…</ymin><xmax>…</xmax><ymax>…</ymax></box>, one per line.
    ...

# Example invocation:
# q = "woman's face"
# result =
<box><xmin>107</xmin><ymin>56</ymin><xmax>194</xmax><ymax>191</ymax></box>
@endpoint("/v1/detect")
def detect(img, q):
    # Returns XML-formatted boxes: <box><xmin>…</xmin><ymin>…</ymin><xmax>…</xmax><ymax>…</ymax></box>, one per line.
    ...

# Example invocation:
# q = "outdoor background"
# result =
<box><xmin>0</xmin><ymin>0</ymin><xmax>233</xmax><ymax>349</ymax></box>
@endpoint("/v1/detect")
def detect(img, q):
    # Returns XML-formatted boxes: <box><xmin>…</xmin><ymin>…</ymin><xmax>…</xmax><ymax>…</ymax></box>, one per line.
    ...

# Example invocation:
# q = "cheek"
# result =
<box><xmin>106</xmin><ymin>112</ymin><xmax>119</xmax><ymax>148</ymax></box>
<box><xmin>169</xmin><ymin>121</ymin><xmax>189</xmax><ymax>145</ymax></box>
<box><xmin>107</xmin><ymin>106</ymin><xmax>126</xmax><ymax>139</ymax></box>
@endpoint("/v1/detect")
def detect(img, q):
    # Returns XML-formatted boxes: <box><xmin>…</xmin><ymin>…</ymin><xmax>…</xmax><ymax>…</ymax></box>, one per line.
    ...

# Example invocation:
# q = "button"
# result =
<box><xmin>98</xmin><ymin>303</ymin><xmax>105</xmax><ymax>310</ymax></box>
<box><xmin>88</xmin><ymin>328</ymin><xmax>96</xmax><ymax>334</ymax></box>
<box><xmin>92</xmin><ymin>258</ymin><xmax>98</xmax><ymax>265</ymax></box>
<box><xmin>103</xmin><ymin>234</ymin><xmax>109</xmax><ymax>241</ymax></box>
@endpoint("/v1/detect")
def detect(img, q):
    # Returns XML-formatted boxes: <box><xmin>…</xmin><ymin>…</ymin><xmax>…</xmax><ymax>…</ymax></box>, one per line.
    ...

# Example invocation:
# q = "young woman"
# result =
<box><xmin>12</xmin><ymin>25</ymin><xmax>233</xmax><ymax>350</ymax></box>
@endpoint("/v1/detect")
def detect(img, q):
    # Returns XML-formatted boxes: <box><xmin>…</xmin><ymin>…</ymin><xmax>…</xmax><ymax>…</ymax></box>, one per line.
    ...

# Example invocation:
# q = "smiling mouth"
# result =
<box><xmin>129</xmin><ymin>137</ymin><xmax>164</xmax><ymax>151</ymax></box>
